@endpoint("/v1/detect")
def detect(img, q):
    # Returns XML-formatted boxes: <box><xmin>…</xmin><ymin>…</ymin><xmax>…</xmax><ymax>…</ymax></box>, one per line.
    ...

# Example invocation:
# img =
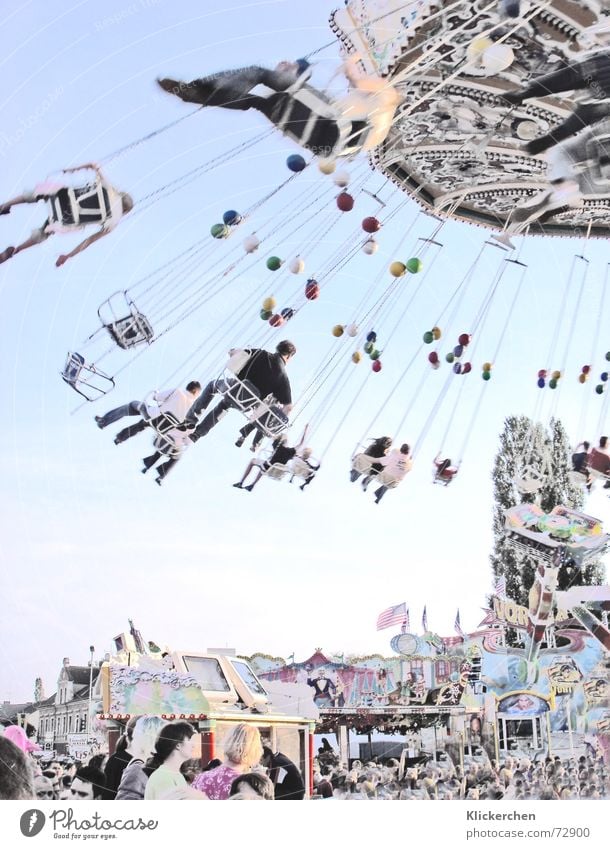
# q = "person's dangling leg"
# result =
<box><xmin>189</xmin><ymin>398</ymin><xmax>231</xmax><ymax>442</ymax></box>
<box><xmin>142</xmin><ymin>452</ymin><xmax>161</xmax><ymax>473</ymax></box>
<box><xmin>527</xmin><ymin>102</ymin><xmax>610</xmax><ymax>155</ymax></box>
<box><xmin>374</xmin><ymin>486</ymin><xmax>387</xmax><ymax>504</ymax></box>
<box><xmin>503</xmin><ymin>64</ymin><xmax>587</xmax><ymax>106</ymax></box>
<box><xmin>350</xmin><ymin>469</ymin><xmax>362</xmax><ymax>483</ymax></box>
<box><xmin>96</xmin><ymin>400</ymin><xmax>142</xmax><ymax>429</ymax></box>
<box><xmin>154</xmin><ymin>457</ymin><xmax>179</xmax><ymax>485</ymax></box>
<box><xmin>114</xmin><ymin>419</ymin><xmax>150</xmax><ymax>444</ymax></box>
<box><xmin>0</xmin><ymin>191</ymin><xmax>39</xmax><ymax>215</ymax></box>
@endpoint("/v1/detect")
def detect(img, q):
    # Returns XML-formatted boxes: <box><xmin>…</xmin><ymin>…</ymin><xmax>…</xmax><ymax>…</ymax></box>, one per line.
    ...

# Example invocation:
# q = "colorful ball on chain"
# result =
<box><xmin>286</xmin><ymin>154</ymin><xmax>306</xmax><ymax>173</ymax></box>
<box><xmin>432</xmin><ymin>326</ymin><xmax>442</xmax><ymax>341</ymax></box>
<box><xmin>446</xmin><ymin>352</ymin><xmax>455</xmax><ymax>363</ymax></box>
<box><xmin>352</xmin><ymin>351</ymin><xmax>362</xmax><ymax>364</ymax></box>
<box><xmin>483</xmin><ymin>362</ymin><xmax>492</xmax><ymax>372</ymax></box>
<box><xmin>243</xmin><ymin>234</ymin><xmax>260</xmax><ymax>253</ymax></box>
<box><xmin>537</xmin><ymin>377</ymin><xmax>545</xmax><ymax>388</ymax></box>
<box><xmin>281</xmin><ymin>307</ymin><xmax>295</xmax><ymax>321</ymax></box>
<box><xmin>362</xmin><ymin>239</ymin><xmax>378</xmax><ymax>255</ymax></box>
<box><xmin>578</xmin><ymin>373</ymin><xmax>587</xmax><ymax>384</ymax></box>
<box><xmin>223</xmin><ymin>210</ymin><xmax>241</xmax><ymax>226</ymax></box>
<box><xmin>406</xmin><ymin>257</ymin><xmax>422</xmax><ymax>273</ymax></box>
<box><xmin>337</xmin><ymin>192</ymin><xmax>354</xmax><ymax>212</ymax></box>
<box><xmin>372</xmin><ymin>360</ymin><xmax>382</xmax><ymax>373</ymax></box>
<box><xmin>551</xmin><ymin>370</ymin><xmax>561</xmax><ymax>380</ymax></box>
<box><xmin>428</xmin><ymin>351</ymin><xmax>439</xmax><ymax>365</ymax></box>
<box><xmin>370</xmin><ymin>349</ymin><xmax>381</xmax><ymax>361</ymax></box>
<box><xmin>366</xmin><ymin>331</ymin><xmax>377</xmax><ymax>343</ymax></box>
<box><xmin>362</xmin><ymin>217</ymin><xmax>380</xmax><ymax>233</ymax></box>
<box><xmin>333</xmin><ymin>170</ymin><xmax>350</xmax><ymax>188</ymax></box>
<box><xmin>596</xmin><ymin>384</ymin><xmax>605</xmax><ymax>394</ymax></box>
<box><xmin>262</xmin><ymin>296</ymin><xmax>276</xmax><ymax>312</ymax></box>
<box><xmin>537</xmin><ymin>369</ymin><xmax>547</xmax><ymax>379</ymax></box>
<box><xmin>462</xmin><ymin>362</ymin><xmax>472</xmax><ymax>374</ymax></box>
<box><xmin>601</xmin><ymin>372</ymin><xmax>609</xmax><ymax>382</ymax></box>
<box><xmin>482</xmin><ymin>370</ymin><xmax>492</xmax><ymax>381</ymax></box>
<box><xmin>423</xmin><ymin>331</ymin><xmax>434</xmax><ymax>344</ymax></box>
<box><xmin>549</xmin><ymin>378</ymin><xmax>558</xmax><ymax>389</ymax></box>
<box><xmin>458</xmin><ymin>333</ymin><xmax>471</xmax><ymax>347</ymax></box>
<box><xmin>332</xmin><ymin>325</ymin><xmax>344</xmax><ymax>338</ymax></box>
<box><xmin>453</xmin><ymin>363</ymin><xmax>462</xmax><ymax>374</ymax></box>
<box><xmin>260</xmin><ymin>309</ymin><xmax>272</xmax><ymax>321</ymax></box>
<box><xmin>606</xmin><ymin>352</ymin><xmax>610</xmax><ymax>362</ymax></box>
<box><xmin>390</xmin><ymin>261</ymin><xmax>406</xmax><ymax>277</ymax></box>
<box><xmin>582</xmin><ymin>365</ymin><xmax>591</xmax><ymax>375</ymax></box>
<box><xmin>364</xmin><ymin>341</ymin><xmax>374</xmax><ymax>354</ymax></box>
<box><xmin>211</xmin><ymin>222</ymin><xmax>230</xmax><ymax>239</ymax></box>
<box><xmin>346</xmin><ymin>323</ymin><xmax>359</xmax><ymax>337</ymax></box>
<box><xmin>453</xmin><ymin>345</ymin><xmax>464</xmax><ymax>358</ymax></box>
<box><xmin>269</xmin><ymin>313</ymin><xmax>285</xmax><ymax>328</ymax></box>
<box><xmin>266</xmin><ymin>256</ymin><xmax>283</xmax><ymax>271</ymax></box>
<box><xmin>305</xmin><ymin>279</ymin><xmax>319</xmax><ymax>300</ymax></box>
<box><xmin>318</xmin><ymin>158</ymin><xmax>336</xmax><ymax>175</ymax></box>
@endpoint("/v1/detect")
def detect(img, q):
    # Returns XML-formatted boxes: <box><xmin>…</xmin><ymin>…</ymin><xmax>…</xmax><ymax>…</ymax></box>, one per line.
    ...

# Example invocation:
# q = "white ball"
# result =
<box><xmin>289</xmin><ymin>256</ymin><xmax>305</xmax><ymax>274</ymax></box>
<box><xmin>333</xmin><ymin>170</ymin><xmax>350</xmax><ymax>188</ymax></box>
<box><xmin>346</xmin><ymin>323</ymin><xmax>359</xmax><ymax>337</ymax></box>
<box><xmin>243</xmin><ymin>234</ymin><xmax>260</xmax><ymax>253</ymax></box>
<box><xmin>362</xmin><ymin>239</ymin><xmax>378</xmax><ymax>255</ymax></box>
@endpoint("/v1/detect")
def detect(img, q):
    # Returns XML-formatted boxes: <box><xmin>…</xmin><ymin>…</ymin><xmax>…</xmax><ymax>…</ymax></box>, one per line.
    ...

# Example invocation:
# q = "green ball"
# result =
<box><xmin>549</xmin><ymin>378</ymin><xmax>558</xmax><ymax>389</ymax></box>
<box><xmin>370</xmin><ymin>349</ymin><xmax>381</xmax><ymax>360</ymax></box>
<box><xmin>406</xmin><ymin>257</ymin><xmax>422</xmax><ymax>273</ymax></box>
<box><xmin>266</xmin><ymin>256</ymin><xmax>282</xmax><ymax>271</ymax></box>
<box><xmin>211</xmin><ymin>222</ymin><xmax>229</xmax><ymax>239</ymax></box>
<box><xmin>260</xmin><ymin>309</ymin><xmax>272</xmax><ymax>320</ymax></box>
<box><xmin>596</xmin><ymin>384</ymin><xmax>605</xmax><ymax>395</ymax></box>
<box><xmin>446</xmin><ymin>352</ymin><xmax>455</xmax><ymax>363</ymax></box>
<box><xmin>606</xmin><ymin>352</ymin><xmax>610</xmax><ymax>362</ymax></box>
<box><xmin>423</xmin><ymin>331</ymin><xmax>433</xmax><ymax>344</ymax></box>
<box><xmin>364</xmin><ymin>341</ymin><xmax>374</xmax><ymax>354</ymax></box>
<box><xmin>482</xmin><ymin>370</ymin><xmax>491</xmax><ymax>381</ymax></box>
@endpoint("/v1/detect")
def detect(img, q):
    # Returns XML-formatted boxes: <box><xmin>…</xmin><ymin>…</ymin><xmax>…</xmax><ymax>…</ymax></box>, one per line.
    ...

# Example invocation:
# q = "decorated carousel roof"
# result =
<box><xmin>331</xmin><ymin>0</ymin><xmax>610</xmax><ymax>237</ymax></box>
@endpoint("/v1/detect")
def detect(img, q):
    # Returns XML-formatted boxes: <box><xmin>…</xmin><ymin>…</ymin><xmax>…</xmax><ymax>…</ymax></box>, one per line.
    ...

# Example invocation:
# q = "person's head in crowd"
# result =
<box><xmin>0</xmin><ymin>736</ymin><xmax>34</xmax><ymax>800</ymax></box>
<box><xmin>131</xmin><ymin>716</ymin><xmax>168</xmax><ymax>763</ymax></box>
<box><xmin>70</xmin><ymin>766</ymin><xmax>106</xmax><ymax>800</ymax></box>
<box><xmin>34</xmin><ymin>774</ymin><xmax>55</xmax><ymax>800</ymax></box>
<box><xmin>42</xmin><ymin>769</ymin><xmax>60</xmax><ymax>795</ymax></box>
<box><xmin>148</xmin><ymin>720</ymin><xmax>195</xmax><ymax>771</ymax></box>
<box><xmin>229</xmin><ymin>772</ymin><xmax>274</xmax><ymax>800</ymax></box>
<box><xmin>88</xmin><ymin>753</ymin><xmax>108</xmax><ymax>773</ymax></box>
<box><xmin>201</xmin><ymin>758</ymin><xmax>222</xmax><ymax>772</ymax></box>
<box><xmin>223</xmin><ymin>723</ymin><xmax>263</xmax><ymax>770</ymax></box>
<box><xmin>58</xmin><ymin>774</ymin><xmax>73</xmax><ymax>800</ymax></box>
<box><xmin>180</xmin><ymin>759</ymin><xmax>201</xmax><ymax>785</ymax></box>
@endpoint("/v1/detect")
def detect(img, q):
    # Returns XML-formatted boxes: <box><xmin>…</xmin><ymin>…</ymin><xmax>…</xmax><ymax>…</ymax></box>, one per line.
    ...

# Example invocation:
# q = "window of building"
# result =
<box><xmin>435</xmin><ymin>661</ymin><xmax>448</xmax><ymax>683</ymax></box>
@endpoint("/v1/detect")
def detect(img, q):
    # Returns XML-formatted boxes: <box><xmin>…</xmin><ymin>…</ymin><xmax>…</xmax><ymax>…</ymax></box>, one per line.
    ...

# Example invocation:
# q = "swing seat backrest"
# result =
<box><xmin>223</xmin><ymin>377</ymin><xmax>262</xmax><ymax>411</ymax></box>
<box><xmin>153</xmin><ymin>428</ymin><xmax>187</xmax><ymax>459</ymax></box>
<box><xmin>352</xmin><ymin>452</ymin><xmax>374</xmax><ymax>474</ymax></box>
<box><xmin>377</xmin><ymin>468</ymin><xmax>400</xmax><ymax>488</ymax></box>
<box><xmin>61</xmin><ymin>351</ymin><xmax>85</xmax><ymax>384</ymax></box>
<box><xmin>290</xmin><ymin>457</ymin><xmax>317</xmax><ymax>480</ymax></box>
<box><xmin>105</xmin><ymin>310</ymin><xmax>154</xmax><ymax>350</ymax></box>
<box><xmin>151</xmin><ymin>412</ymin><xmax>181</xmax><ymax>437</ymax></box>
<box><xmin>248</xmin><ymin>402</ymin><xmax>289</xmax><ymax>437</ymax></box>
<box><xmin>264</xmin><ymin>462</ymin><xmax>290</xmax><ymax>481</ymax></box>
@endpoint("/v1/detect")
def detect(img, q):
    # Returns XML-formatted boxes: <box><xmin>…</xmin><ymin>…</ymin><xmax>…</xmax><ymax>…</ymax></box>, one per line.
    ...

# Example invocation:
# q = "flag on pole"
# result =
<box><xmin>376</xmin><ymin>602</ymin><xmax>408</xmax><ymax>631</ymax></box>
<box><xmin>454</xmin><ymin>609</ymin><xmax>464</xmax><ymax>637</ymax></box>
<box><xmin>422</xmin><ymin>606</ymin><xmax>428</xmax><ymax>632</ymax></box>
<box><xmin>494</xmin><ymin>575</ymin><xmax>507</xmax><ymax>599</ymax></box>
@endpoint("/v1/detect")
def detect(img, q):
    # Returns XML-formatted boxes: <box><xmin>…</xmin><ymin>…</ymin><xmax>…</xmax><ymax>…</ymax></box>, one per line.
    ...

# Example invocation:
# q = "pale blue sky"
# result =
<box><xmin>1</xmin><ymin>0</ymin><xmax>609</xmax><ymax>702</ymax></box>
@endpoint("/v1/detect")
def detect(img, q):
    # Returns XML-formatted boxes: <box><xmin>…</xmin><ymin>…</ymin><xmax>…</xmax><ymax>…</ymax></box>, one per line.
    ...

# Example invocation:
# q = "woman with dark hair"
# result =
<box><xmin>350</xmin><ymin>436</ymin><xmax>392</xmax><ymax>485</ymax></box>
<box><xmin>103</xmin><ymin>715</ymin><xmax>139</xmax><ymax>800</ymax></box>
<box><xmin>144</xmin><ymin>721</ymin><xmax>203</xmax><ymax>800</ymax></box>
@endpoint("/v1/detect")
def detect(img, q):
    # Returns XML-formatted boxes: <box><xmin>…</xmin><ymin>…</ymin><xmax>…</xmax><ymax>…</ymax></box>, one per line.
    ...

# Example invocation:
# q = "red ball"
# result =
<box><xmin>537</xmin><ymin>369</ymin><xmax>547</xmax><ymax>379</ymax></box>
<box><xmin>269</xmin><ymin>314</ymin><xmax>285</xmax><ymax>328</ymax></box>
<box><xmin>582</xmin><ymin>364</ymin><xmax>591</xmax><ymax>375</ymax></box>
<box><xmin>305</xmin><ymin>279</ymin><xmax>320</xmax><ymax>300</ymax></box>
<box><xmin>462</xmin><ymin>362</ymin><xmax>472</xmax><ymax>373</ymax></box>
<box><xmin>428</xmin><ymin>351</ymin><xmax>439</xmax><ymax>365</ymax></box>
<box><xmin>362</xmin><ymin>216</ymin><xmax>380</xmax><ymax>233</ymax></box>
<box><xmin>337</xmin><ymin>192</ymin><xmax>354</xmax><ymax>212</ymax></box>
<box><xmin>372</xmin><ymin>360</ymin><xmax>382</xmax><ymax>373</ymax></box>
<box><xmin>458</xmin><ymin>333</ymin><xmax>471</xmax><ymax>347</ymax></box>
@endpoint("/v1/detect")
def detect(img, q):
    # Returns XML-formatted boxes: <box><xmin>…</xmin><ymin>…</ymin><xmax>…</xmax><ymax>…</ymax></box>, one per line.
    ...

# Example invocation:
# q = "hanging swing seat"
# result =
<box><xmin>61</xmin><ymin>351</ymin><xmax>115</xmax><ymax>401</ymax></box>
<box><xmin>513</xmin><ymin>464</ymin><xmax>546</xmax><ymax>494</ymax></box>
<box><xmin>263</xmin><ymin>461</ymin><xmax>292</xmax><ymax>481</ymax></box>
<box><xmin>98</xmin><ymin>292</ymin><xmax>154</xmax><ymax>350</ymax></box>
<box><xmin>290</xmin><ymin>456</ymin><xmax>320</xmax><ymax>483</ymax></box>
<box><xmin>351</xmin><ymin>452</ymin><xmax>375</xmax><ymax>474</ymax></box>
<box><xmin>152</xmin><ymin>426</ymin><xmax>191</xmax><ymax>460</ymax></box>
<box><xmin>218</xmin><ymin>372</ymin><xmax>288</xmax><ymax>438</ymax></box>
<box><xmin>376</xmin><ymin>468</ymin><xmax>401</xmax><ymax>489</ymax></box>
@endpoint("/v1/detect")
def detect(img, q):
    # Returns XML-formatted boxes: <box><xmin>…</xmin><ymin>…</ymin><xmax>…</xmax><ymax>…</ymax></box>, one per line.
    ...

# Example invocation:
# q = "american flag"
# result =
<box><xmin>454</xmin><ymin>609</ymin><xmax>465</xmax><ymax>636</ymax></box>
<box><xmin>422</xmin><ymin>606</ymin><xmax>428</xmax><ymax>632</ymax></box>
<box><xmin>376</xmin><ymin>602</ymin><xmax>408</xmax><ymax>631</ymax></box>
<box><xmin>494</xmin><ymin>575</ymin><xmax>507</xmax><ymax>599</ymax></box>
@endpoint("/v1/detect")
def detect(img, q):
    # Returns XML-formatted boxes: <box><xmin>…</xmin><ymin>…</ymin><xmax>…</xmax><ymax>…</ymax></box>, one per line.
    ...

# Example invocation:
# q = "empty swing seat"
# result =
<box><xmin>106</xmin><ymin>311</ymin><xmax>154</xmax><ymax>349</ymax></box>
<box><xmin>62</xmin><ymin>351</ymin><xmax>85</xmax><ymax>384</ymax></box>
<box><xmin>60</xmin><ymin>351</ymin><xmax>115</xmax><ymax>401</ymax></box>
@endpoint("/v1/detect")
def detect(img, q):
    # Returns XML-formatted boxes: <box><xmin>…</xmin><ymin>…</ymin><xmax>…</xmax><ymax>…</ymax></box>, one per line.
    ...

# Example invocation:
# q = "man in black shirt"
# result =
<box><xmin>261</xmin><ymin>746</ymin><xmax>306</xmax><ymax>800</ymax></box>
<box><xmin>186</xmin><ymin>340</ymin><xmax>296</xmax><ymax>443</ymax></box>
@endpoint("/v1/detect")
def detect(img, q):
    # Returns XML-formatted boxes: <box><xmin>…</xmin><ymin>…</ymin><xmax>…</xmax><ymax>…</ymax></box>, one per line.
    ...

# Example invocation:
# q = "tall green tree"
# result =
<box><xmin>490</xmin><ymin>416</ymin><xmax>604</xmax><ymax>614</ymax></box>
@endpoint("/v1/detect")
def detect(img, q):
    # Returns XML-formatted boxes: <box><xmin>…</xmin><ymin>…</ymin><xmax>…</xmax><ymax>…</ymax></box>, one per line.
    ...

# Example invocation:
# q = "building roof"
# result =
<box><xmin>0</xmin><ymin>702</ymin><xmax>35</xmax><ymax>723</ymax></box>
<box><xmin>64</xmin><ymin>666</ymin><xmax>100</xmax><ymax>686</ymax></box>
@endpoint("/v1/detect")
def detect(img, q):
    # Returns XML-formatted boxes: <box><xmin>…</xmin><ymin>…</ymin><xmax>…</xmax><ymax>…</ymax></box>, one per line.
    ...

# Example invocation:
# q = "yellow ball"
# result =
<box><xmin>578</xmin><ymin>373</ymin><xmax>587</xmax><ymax>384</ymax></box>
<box><xmin>318</xmin><ymin>158</ymin><xmax>336</xmax><ymax>175</ymax></box>
<box><xmin>482</xmin><ymin>362</ymin><xmax>492</xmax><ymax>372</ymax></box>
<box><xmin>432</xmin><ymin>326</ymin><xmax>442</xmax><ymax>341</ymax></box>
<box><xmin>390</xmin><ymin>261</ymin><xmax>406</xmax><ymax>278</ymax></box>
<box><xmin>352</xmin><ymin>351</ymin><xmax>361</xmax><ymax>364</ymax></box>
<box><xmin>552</xmin><ymin>370</ymin><xmax>561</xmax><ymax>380</ymax></box>
<box><xmin>332</xmin><ymin>324</ymin><xmax>344</xmax><ymax>338</ymax></box>
<box><xmin>262</xmin><ymin>296</ymin><xmax>276</xmax><ymax>312</ymax></box>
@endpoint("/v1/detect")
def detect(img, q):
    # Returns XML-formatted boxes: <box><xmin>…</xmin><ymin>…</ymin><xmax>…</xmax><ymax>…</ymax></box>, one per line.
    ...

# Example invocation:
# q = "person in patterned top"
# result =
<box><xmin>192</xmin><ymin>724</ymin><xmax>263</xmax><ymax>800</ymax></box>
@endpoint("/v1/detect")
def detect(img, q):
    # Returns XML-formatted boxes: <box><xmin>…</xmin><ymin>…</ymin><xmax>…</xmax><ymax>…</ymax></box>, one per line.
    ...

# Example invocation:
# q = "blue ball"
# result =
<box><xmin>223</xmin><ymin>209</ymin><xmax>241</xmax><ymax>226</ymax></box>
<box><xmin>286</xmin><ymin>154</ymin><xmax>306</xmax><ymax>173</ymax></box>
<box><xmin>601</xmin><ymin>372</ymin><xmax>609</xmax><ymax>382</ymax></box>
<box><xmin>366</xmin><ymin>331</ymin><xmax>377</xmax><ymax>343</ymax></box>
<box><xmin>537</xmin><ymin>378</ymin><xmax>545</xmax><ymax>388</ymax></box>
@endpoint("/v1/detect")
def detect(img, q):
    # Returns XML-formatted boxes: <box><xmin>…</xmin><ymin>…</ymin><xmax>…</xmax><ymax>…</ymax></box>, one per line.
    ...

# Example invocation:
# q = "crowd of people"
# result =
<box><xmin>2</xmin><ymin>717</ymin><xmax>608</xmax><ymax>801</ymax></box>
<box><xmin>0</xmin><ymin>720</ymin><xmax>305</xmax><ymax>802</ymax></box>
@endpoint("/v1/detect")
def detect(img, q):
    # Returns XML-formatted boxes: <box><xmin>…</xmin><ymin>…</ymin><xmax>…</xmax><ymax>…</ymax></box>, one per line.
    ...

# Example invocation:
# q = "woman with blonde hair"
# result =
<box><xmin>192</xmin><ymin>723</ymin><xmax>263</xmax><ymax>800</ymax></box>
